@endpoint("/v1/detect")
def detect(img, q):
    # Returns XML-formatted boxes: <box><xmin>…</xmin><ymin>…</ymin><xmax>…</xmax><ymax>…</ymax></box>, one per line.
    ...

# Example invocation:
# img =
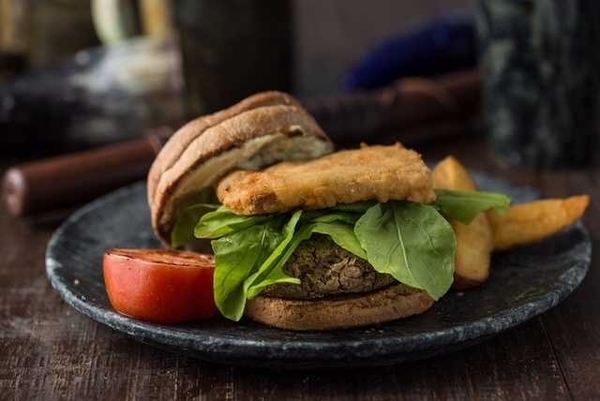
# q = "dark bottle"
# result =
<box><xmin>477</xmin><ymin>0</ymin><xmax>600</xmax><ymax>168</ymax></box>
<box><xmin>175</xmin><ymin>0</ymin><xmax>292</xmax><ymax>116</ymax></box>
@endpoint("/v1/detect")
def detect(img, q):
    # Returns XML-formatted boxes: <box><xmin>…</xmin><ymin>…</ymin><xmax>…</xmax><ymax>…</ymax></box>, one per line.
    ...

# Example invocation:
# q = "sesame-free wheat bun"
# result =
<box><xmin>148</xmin><ymin>91</ymin><xmax>334</xmax><ymax>245</ymax></box>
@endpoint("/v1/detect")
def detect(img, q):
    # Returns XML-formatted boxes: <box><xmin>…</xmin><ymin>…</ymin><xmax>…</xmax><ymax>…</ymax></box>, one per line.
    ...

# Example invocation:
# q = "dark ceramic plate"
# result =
<box><xmin>46</xmin><ymin>174</ymin><xmax>591</xmax><ymax>368</ymax></box>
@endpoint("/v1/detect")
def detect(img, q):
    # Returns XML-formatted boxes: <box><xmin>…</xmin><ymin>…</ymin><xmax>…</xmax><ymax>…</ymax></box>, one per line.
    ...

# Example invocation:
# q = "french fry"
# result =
<box><xmin>433</xmin><ymin>157</ymin><xmax>494</xmax><ymax>289</ymax></box>
<box><xmin>489</xmin><ymin>195</ymin><xmax>590</xmax><ymax>251</ymax></box>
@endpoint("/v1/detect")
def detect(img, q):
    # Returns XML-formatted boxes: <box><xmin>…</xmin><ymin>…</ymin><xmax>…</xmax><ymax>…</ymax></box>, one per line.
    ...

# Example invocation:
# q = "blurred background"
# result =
<box><xmin>295</xmin><ymin>0</ymin><xmax>474</xmax><ymax>97</ymax></box>
<box><xmin>0</xmin><ymin>0</ymin><xmax>476</xmax><ymax>152</ymax></box>
<box><xmin>0</xmin><ymin>1</ymin><xmax>475</xmax><ymax>93</ymax></box>
<box><xmin>0</xmin><ymin>0</ymin><xmax>598</xmax><ymax>220</ymax></box>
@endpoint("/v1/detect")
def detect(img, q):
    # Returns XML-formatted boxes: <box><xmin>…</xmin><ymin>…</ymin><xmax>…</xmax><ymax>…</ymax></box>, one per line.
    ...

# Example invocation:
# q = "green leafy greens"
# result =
<box><xmin>193</xmin><ymin>206</ymin><xmax>366</xmax><ymax>320</ymax></box>
<box><xmin>354</xmin><ymin>202</ymin><xmax>455</xmax><ymax>300</ymax></box>
<box><xmin>434</xmin><ymin>189</ymin><xmax>511</xmax><ymax>224</ymax></box>
<box><xmin>170</xmin><ymin>204</ymin><xmax>218</xmax><ymax>248</ymax></box>
<box><xmin>171</xmin><ymin>189</ymin><xmax>511</xmax><ymax>321</ymax></box>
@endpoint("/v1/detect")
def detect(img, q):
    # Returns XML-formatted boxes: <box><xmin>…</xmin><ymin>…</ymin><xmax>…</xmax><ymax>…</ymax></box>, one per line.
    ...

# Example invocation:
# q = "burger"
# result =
<box><xmin>148</xmin><ymin>91</ymin><xmax>508</xmax><ymax>331</ymax></box>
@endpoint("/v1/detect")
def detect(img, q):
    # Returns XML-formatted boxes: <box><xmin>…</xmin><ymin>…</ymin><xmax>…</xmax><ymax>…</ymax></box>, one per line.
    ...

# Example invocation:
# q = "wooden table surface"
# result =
<box><xmin>1</xmin><ymin>137</ymin><xmax>598</xmax><ymax>400</ymax></box>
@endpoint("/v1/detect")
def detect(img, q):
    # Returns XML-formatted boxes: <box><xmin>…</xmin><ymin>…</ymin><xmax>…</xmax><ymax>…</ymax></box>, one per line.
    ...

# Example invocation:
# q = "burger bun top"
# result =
<box><xmin>147</xmin><ymin>91</ymin><xmax>333</xmax><ymax>245</ymax></box>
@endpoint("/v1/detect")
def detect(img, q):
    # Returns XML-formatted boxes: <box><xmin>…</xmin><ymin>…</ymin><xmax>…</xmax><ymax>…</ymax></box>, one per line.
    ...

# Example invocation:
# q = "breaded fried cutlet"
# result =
<box><xmin>216</xmin><ymin>144</ymin><xmax>436</xmax><ymax>215</ymax></box>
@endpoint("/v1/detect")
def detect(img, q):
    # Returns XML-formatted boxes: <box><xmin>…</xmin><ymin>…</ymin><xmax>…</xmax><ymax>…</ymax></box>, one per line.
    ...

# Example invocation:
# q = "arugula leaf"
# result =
<box><xmin>212</xmin><ymin>218</ymin><xmax>289</xmax><ymax>320</ymax></box>
<box><xmin>171</xmin><ymin>203</ymin><xmax>219</xmax><ymax>248</ymax></box>
<box><xmin>212</xmin><ymin>227</ymin><xmax>267</xmax><ymax>320</ymax></box>
<box><xmin>301</xmin><ymin>202</ymin><xmax>372</xmax><ymax>224</ymax></box>
<box><xmin>245</xmin><ymin>226</ymin><xmax>310</xmax><ymax>299</ymax></box>
<box><xmin>311</xmin><ymin>222</ymin><xmax>366</xmax><ymax>259</ymax></box>
<box><xmin>244</xmin><ymin>211</ymin><xmax>304</xmax><ymax>298</ymax></box>
<box><xmin>311</xmin><ymin>212</ymin><xmax>361</xmax><ymax>225</ymax></box>
<box><xmin>195</xmin><ymin>206</ymin><xmax>269</xmax><ymax>239</ymax></box>
<box><xmin>435</xmin><ymin>189</ymin><xmax>511</xmax><ymax>224</ymax></box>
<box><xmin>354</xmin><ymin>202</ymin><xmax>456</xmax><ymax>300</ymax></box>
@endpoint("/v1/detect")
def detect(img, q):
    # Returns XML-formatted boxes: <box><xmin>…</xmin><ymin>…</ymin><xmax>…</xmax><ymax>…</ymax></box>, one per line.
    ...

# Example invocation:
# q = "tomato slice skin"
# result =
<box><xmin>103</xmin><ymin>249</ymin><xmax>218</xmax><ymax>324</ymax></box>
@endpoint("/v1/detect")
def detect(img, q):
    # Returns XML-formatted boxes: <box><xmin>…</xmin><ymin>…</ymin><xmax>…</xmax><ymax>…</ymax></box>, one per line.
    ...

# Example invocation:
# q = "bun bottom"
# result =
<box><xmin>245</xmin><ymin>284</ymin><xmax>434</xmax><ymax>331</ymax></box>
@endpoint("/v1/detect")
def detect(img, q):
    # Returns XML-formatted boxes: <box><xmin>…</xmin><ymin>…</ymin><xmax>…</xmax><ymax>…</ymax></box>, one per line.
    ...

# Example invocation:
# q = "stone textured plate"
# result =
<box><xmin>46</xmin><ymin>174</ymin><xmax>591</xmax><ymax>368</ymax></box>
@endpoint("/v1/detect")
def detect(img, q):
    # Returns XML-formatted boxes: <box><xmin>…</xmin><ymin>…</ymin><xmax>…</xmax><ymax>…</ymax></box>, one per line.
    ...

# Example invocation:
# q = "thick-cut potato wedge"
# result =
<box><xmin>489</xmin><ymin>196</ymin><xmax>590</xmax><ymax>251</ymax></box>
<box><xmin>432</xmin><ymin>157</ymin><xmax>494</xmax><ymax>289</ymax></box>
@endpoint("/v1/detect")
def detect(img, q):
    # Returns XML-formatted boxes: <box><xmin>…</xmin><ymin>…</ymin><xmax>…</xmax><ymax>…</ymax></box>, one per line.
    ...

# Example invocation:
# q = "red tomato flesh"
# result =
<box><xmin>103</xmin><ymin>249</ymin><xmax>218</xmax><ymax>324</ymax></box>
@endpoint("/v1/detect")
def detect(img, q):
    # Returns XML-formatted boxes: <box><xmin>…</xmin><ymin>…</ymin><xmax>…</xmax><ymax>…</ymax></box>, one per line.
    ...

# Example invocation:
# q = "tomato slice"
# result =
<box><xmin>103</xmin><ymin>249</ymin><xmax>218</xmax><ymax>324</ymax></box>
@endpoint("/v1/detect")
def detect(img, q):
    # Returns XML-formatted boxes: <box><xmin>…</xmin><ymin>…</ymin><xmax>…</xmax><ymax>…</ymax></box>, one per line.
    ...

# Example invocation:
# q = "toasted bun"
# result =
<box><xmin>148</xmin><ymin>91</ymin><xmax>333</xmax><ymax>245</ymax></box>
<box><xmin>245</xmin><ymin>284</ymin><xmax>434</xmax><ymax>331</ymax></box>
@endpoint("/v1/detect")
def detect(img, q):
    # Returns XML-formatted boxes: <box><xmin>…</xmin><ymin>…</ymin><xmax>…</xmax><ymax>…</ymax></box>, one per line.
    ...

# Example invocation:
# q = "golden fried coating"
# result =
<box><xmin>216</xmin><ymin>144</ymin><xmax>436</xmax><ymax>215</ymax></box>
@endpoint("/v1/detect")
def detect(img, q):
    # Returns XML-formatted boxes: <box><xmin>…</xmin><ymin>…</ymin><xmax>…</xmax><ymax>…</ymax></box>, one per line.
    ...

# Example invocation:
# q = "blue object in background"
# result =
<box><xmin>343</xmin><ymin>13</ymin><xmax>477</xmax><ymax>90</ymax></box>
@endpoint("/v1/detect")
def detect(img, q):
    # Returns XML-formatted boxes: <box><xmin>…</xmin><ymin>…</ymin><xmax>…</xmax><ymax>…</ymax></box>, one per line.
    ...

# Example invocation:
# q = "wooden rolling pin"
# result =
<box><xmin>3</xmin><ymin>69</ymin><xmax>481</xmax><ymax>218</ymax></box>
<box><xmin>3</xmin><ymin>127</ymin><xmax>173</xmax><ymax>217</ymax></box>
